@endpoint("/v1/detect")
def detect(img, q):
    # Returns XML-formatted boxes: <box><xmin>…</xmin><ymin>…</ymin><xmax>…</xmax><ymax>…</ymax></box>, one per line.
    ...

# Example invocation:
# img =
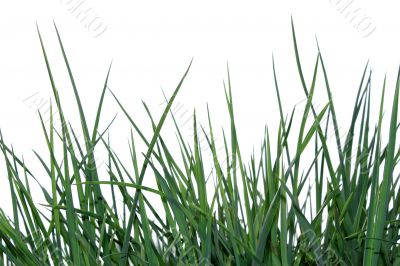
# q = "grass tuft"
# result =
<box><xmin>0</xmin><ymin>22</ymin><xmax>399</xmax><ymax>265</ymax></box>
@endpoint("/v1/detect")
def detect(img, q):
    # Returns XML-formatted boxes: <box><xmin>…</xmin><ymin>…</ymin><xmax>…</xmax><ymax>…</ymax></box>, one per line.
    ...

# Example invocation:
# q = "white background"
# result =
<box><xmin>0</xmin><ymin>0</ymin><xmax>399</xmax><ymax>215</ymax></box>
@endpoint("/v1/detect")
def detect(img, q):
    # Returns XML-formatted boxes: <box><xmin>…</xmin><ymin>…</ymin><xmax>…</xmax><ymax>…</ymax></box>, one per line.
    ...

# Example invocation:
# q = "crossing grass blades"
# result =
<box><xmin>0</xmin><ymin>20</ymin><xmax>399</xmax><ymax>265</ymax></box>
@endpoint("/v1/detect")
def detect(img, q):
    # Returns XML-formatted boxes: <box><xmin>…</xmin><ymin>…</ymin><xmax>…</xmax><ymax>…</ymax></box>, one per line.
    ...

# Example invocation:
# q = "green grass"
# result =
<box><xmin>0</xmin><ymin>21</ymin><xmax>399</xmax><ymax>265</ymax></box>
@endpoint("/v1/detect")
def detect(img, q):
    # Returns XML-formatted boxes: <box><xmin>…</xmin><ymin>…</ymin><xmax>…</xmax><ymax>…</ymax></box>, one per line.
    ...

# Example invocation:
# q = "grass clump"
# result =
<box><xmin>0</xmin><ymin>21</ymin><xmax>400</xmax><ymax>265</ymax></box>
